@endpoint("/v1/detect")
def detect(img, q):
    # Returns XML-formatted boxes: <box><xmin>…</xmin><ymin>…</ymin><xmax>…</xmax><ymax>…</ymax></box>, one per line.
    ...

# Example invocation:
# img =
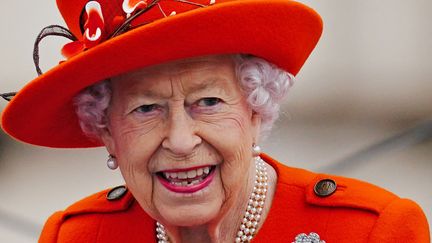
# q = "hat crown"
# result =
<box><xmin>57</xmin><ymin>0</ymin><xmax>222</xmax><ymax>40</ymax></box>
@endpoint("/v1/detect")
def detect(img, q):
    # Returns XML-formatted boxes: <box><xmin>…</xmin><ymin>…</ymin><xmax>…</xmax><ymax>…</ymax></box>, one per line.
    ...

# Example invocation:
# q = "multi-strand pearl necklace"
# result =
<box><xmin>156</xmin><ymin>156</ymin><xmax>268</xmax><ymax>243</ymax></box>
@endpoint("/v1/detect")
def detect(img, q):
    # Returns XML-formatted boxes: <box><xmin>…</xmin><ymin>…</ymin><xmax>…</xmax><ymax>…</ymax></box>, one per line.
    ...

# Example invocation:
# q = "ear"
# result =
<box><xmin>250</xmin><ymin>111</ymin><xmax>262</xmax><ymax>144</ymax></box>
<box><xmin>100</xmin><ymin>126</ymin><xmax>116</xmax><ymax>156</ymax></box>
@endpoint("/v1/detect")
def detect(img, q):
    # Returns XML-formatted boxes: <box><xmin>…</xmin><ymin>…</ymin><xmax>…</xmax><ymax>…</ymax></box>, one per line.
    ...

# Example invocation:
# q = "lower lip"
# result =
<box><xmin>157</xmin><ymin>167</ymin><xmax>216</xmax><ymax>194</ymax></box>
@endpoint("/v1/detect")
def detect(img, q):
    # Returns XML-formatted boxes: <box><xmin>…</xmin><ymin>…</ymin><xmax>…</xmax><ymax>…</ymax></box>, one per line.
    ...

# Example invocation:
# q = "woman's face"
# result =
<box><xmin>102</xmin><ymin>55</ymin><xmax>261</xmax><ymax>227</ymax></box>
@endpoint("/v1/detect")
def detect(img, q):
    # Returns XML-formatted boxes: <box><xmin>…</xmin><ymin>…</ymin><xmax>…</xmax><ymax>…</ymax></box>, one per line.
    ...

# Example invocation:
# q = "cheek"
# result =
<box><xmin>111</xmin><ymin>116</ymin><xmax>163</xmax><ymax>165</ymax></box>
<box><xmin>200</xmin><ymin>109</ymin><xmax>253</xmax><ymax>159</ymax></box>
<box><xmin>198</xmin><ymin>110</ymin><xmax>255</xmax><ymax>196</ymax></box>
<box><xmin>109</xmin><ymin>120</ymin><xmax>165</xmax><ymax>215</ymax></box>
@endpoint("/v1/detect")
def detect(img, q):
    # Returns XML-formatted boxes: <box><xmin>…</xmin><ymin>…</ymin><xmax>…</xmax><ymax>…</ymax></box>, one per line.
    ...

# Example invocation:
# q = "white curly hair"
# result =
<box><xmin>74</xmin><ymin>55</ymin><xmax>294</xmax><ymax>141</ymax></box>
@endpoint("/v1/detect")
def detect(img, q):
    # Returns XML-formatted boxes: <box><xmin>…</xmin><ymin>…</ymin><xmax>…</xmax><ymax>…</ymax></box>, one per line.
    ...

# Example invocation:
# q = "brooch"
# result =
<box><xmin>292</xmin><ymin>232</ymin><xmax>325</xmax><ymax>243</ymax></box>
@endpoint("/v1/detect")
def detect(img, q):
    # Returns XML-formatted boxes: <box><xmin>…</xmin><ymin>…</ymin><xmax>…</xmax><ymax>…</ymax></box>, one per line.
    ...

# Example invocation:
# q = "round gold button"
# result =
<box><xmin>106</xmin><ymin>185</ymin><xmax>127</xmax><ymax>201</ymax></box>
<box><xmin>314</xmin><ymin>178</ymin><xmax>337</xmax><ymax>197</ymax></box>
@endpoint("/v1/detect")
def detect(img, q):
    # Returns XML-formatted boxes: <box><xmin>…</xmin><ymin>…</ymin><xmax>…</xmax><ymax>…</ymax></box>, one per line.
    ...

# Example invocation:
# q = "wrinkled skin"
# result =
<box><xmin>101</xmin><ymin>55</ymin><xmax>276</xmax><ymax>242</ymax></box>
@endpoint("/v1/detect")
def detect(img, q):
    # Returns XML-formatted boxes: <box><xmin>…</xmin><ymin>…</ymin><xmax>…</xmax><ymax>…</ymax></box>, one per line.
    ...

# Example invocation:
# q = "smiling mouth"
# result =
<box><xmin>156</xmin><ymin>165</ymin><xmax>216</xmax><ymax>193</ymax></box>
<box><xmin>157</xmin><ymin>165</ymin><xmax>216</xmax><ymax>186</ymax></box>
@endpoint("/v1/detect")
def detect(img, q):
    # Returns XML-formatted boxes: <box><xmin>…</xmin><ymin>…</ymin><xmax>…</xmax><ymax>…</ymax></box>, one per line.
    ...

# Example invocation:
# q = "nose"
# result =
<box><xmin>162</xmin><ymin>106</ymin><xmax>202</xmax><ymax>155</ymax></box>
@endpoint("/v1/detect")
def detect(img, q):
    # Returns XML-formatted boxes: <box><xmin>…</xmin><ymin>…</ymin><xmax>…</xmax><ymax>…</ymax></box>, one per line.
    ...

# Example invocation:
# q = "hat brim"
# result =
<box><xmin>1</xmin><ymin>0</ymin><xmax>322</xmax><ymax>148</ymax></box>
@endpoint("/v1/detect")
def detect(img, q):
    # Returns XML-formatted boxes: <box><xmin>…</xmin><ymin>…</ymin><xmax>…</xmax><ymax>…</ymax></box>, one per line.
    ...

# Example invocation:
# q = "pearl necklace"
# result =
<box><xmin>156</xmin><ymin>156</ymin><xmax>268</xmax><ymax>243</ymax></box>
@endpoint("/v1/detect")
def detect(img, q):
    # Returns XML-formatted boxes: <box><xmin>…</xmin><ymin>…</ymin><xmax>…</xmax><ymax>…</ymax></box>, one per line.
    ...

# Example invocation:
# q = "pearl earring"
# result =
<box><xmin>252</xmin><ymin>144</ymin><xmax>262</xmax><ymax>156</ymax></box>
<box><xmin>107</xmin><ymin>155</ymin><xmax>118</xmax><ymax>170</ymax></box>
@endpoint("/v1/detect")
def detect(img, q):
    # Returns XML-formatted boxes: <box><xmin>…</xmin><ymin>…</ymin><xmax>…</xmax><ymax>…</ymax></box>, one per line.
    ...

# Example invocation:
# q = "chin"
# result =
<box><xmin>160</xmin><ymin>203</ymin><xmax>221</xmax><ymax>227</ymax></box>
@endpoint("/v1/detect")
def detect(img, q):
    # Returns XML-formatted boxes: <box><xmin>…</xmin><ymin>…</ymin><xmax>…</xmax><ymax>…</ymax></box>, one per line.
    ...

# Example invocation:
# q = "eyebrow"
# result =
<box><xmin>125</xmin><ymin>77</ymin><xmax>226</xmax><ymax>99</ymax></box>
<box><xmin>187</xmin><ymin>78</ymin><xmax>220</xmax><ymax>93</ymax></box>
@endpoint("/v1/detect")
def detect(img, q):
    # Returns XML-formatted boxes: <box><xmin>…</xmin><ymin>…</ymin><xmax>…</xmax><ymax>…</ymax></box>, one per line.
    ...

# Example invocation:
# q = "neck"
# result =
<box><xmin>162</xmin><ymin>158</ymin><xmax>278</xmax><ymax>243</ymax></box>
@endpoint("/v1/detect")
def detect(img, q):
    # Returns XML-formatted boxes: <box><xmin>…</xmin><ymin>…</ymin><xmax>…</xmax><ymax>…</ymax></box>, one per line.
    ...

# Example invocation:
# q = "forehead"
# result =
<box><xmin>111</xmin><ymin>55</ymin><xmax>238</xmax><ymax>96</ymax></box>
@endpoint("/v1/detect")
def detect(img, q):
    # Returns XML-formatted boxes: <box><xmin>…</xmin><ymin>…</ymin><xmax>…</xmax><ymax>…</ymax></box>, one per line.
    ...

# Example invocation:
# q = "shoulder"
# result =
<box><xmin>39</xmin><ymin>186</ymin><xmax>155</xmax><ymax>243</ymax></box>
<box><xmin>259</xmin><ymin>154</ymin><xmax>430</xmax><ymax>243</ymax></box>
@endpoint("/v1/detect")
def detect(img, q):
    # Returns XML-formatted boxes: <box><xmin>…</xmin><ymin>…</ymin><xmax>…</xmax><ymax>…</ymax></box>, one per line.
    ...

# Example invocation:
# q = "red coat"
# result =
<box><xmin>39</xmin><ymin>154</ymin><xmax>430</xmax><ymax>242</ymax></box>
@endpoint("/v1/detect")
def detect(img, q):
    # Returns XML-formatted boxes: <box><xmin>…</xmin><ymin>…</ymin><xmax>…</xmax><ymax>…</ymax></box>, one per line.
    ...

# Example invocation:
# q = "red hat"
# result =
<box><xmin>1</xmin><ymin>0</ymin><xmax>322</xmax><ymax>148</ymax></box>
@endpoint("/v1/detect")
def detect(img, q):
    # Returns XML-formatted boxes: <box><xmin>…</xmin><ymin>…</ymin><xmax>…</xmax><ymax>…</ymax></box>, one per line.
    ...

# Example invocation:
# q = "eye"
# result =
<box><xmin>197</xmin><ymin>97</ymin><xmax>221</xmax><ymax>107</ymax></box>
<box><xmin>133</xmin><ymin>104</ymin><xmax>159</xmax><ymax>114</ymax></box>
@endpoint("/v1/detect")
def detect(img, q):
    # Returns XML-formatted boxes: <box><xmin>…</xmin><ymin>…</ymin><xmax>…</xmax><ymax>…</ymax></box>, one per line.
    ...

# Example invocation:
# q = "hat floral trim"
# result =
<box><xmin>61</xmin><ymin>0</ymin><xmax>217</xmax><ymax>60</ymax></box>
<box><xmin>62</xmin><ymin>0</ymin><xmax>145</xmax><ymax>59</ymax></box>
<box><xmin>83</xmin><ymin>2</ymin><xmax>105</xmax><ymax>47</ymax></box>
<box><xmin>38</xmin><ymin>0</ymin><xmax>217</xmax><ymax>75</ymax></box>
<box><xmin>123</xmin><ymin>0</ymin><xmax>149</xmax><ymax>17</ymax></box>
<box><xmin>61</xmin><ymin>1</ymin><xmax>105</xmax><ymax>59</ymax></box>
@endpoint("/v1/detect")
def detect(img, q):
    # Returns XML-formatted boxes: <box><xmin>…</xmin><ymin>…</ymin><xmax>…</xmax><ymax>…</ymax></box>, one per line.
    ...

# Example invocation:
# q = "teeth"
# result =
<box><xmin>163</xmin><ymin>166</ymin><xmax>212</xmax><ymax>186</ymax></box>
<box><xmin>187</xmin><ymin>170</ymin><xmax>197</xmax><ymax>178</ymax></box>
<box><xmin>171</xmin><ymin>178</ymin><xmax>204</xmax><ymax>187</ymax></box>
<box><xmin>203</xmin><ymin>167</ymin><xmax>210</xmax><ymax>174</ymax></box>
<box><xmin>169</xmin><ymin>172</ymin><xmax>177</xmax><ymax>179</ymax></box>
<box><xmin>168</xmin><ymin>166</ymin><xmax>211</xmax><ymax>178</ymax></box>
<box><xmin>164</xmin><ymin>172</ymin><xmax>178</xmax><ymax>179</ymax></box>
<box><xmin>178</xmin><ymin>172</ymin><xmax>187</xmax><ymax>179</ymax></box>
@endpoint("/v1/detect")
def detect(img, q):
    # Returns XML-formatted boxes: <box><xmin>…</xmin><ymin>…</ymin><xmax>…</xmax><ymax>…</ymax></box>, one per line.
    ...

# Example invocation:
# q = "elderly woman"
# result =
<box><xmin>0</xmin><ymin>0</ymin><xmax>429</xmax><ymax>242</ymax></box>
